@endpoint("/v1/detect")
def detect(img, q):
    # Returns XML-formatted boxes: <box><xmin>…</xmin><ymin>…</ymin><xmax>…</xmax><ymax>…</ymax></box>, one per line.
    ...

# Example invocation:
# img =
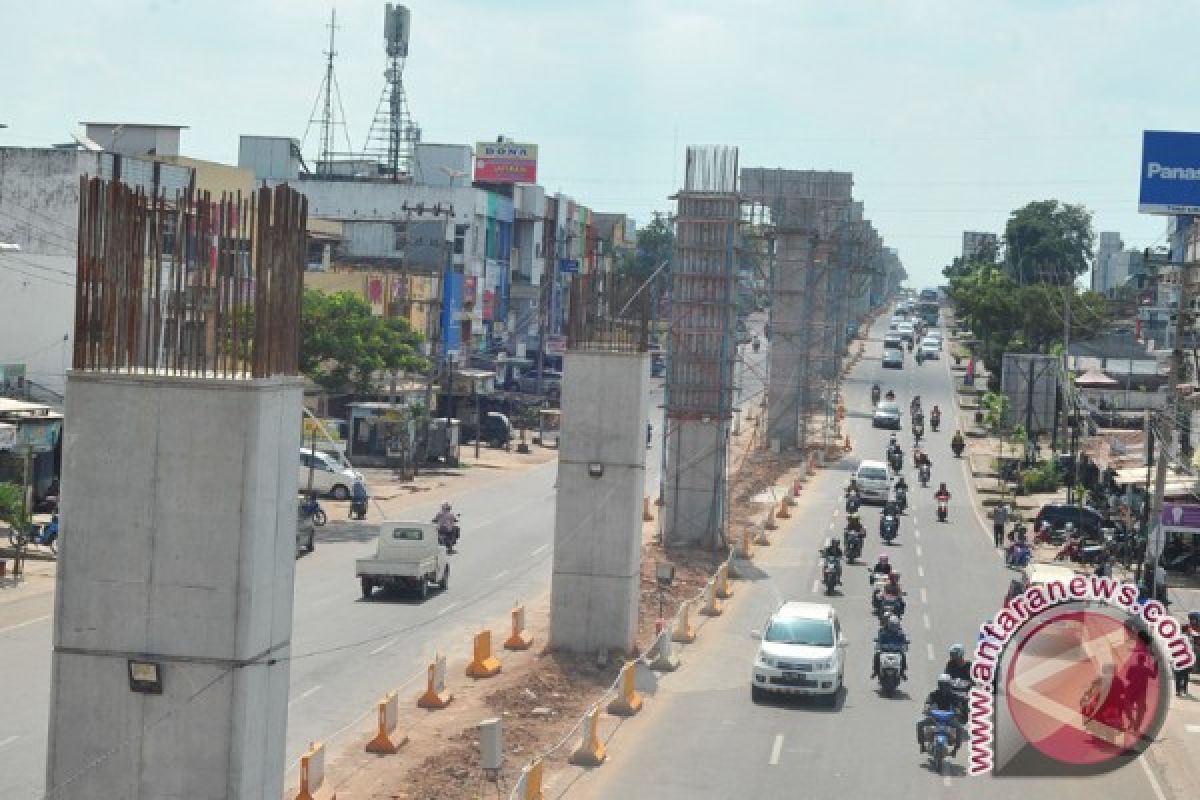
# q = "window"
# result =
<box><xmin>393</xmin><ymin>223</ymin><xmax>408</xmax><ymax>252</ymax></box>
<box><xmin>454</xmin><ymin>224</ymin><xmax>468</xmax><ymax>255</ymax></box>
<box><xmin>860</xmin><ymin>467</ymin><xmax>888</xmax><ymax>481</ymax></box>
<box><xmin>765</xmin><ymin>618</ymin><xmax>834</xmax><ymax>647</ymax></box>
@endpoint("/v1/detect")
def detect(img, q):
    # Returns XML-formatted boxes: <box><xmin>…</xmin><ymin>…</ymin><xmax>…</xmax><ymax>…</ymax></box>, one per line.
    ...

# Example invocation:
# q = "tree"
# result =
<box><xmin>618</xmin><ymin>212</ymin><xmax>673</xmax><ymax>281</ymax></box>
<box><xmin>300</xmin><ymin>289</ymin><xmax>427</xmax><ymax>394</ymax></box>
<box><xmin>1004</xmin><ymin>200</ymin><xmax>1095</xmax><ymax>285</ymax></box>
<box><xmin>0</xmin><ymin>482</ymin><xmax>26</xmax><ymax>531</ymax></box>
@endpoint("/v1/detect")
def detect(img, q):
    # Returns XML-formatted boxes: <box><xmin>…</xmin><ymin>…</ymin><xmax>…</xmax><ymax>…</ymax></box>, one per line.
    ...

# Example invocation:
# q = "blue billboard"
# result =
<box><xmin>1139</xmin><ymin>130</ymin><xmax>1200</xmax><ymax>215</ymax></box>
<box><xmin>441</xmin><ymin>271</ymin><xmax>463</xmax><ymax>358</ymax></box>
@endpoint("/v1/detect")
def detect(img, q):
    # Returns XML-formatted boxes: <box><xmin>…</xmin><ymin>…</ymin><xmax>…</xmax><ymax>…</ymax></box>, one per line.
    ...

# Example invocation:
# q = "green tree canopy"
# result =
<box><xmin>618</xmin><ymin>211</ymin><xmax>674</xmax><ymax>281</ymax></box>
<box><xmin>1004</xmin><ymin>200</ymin><xmax>1094</xmax><ymax>285</ymax></box>
<box><xmin>300</xmin><ymin>289</ymin><xmax>427</xmax><ymax>394</ymax></box>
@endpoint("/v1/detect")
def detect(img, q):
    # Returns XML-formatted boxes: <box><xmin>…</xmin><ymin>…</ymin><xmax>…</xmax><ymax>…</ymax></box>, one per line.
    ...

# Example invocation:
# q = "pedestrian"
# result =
<box><xmin>993</xmin><ymin>503</ymin><xmax>1008</xmax><ymax>548</ymax></box>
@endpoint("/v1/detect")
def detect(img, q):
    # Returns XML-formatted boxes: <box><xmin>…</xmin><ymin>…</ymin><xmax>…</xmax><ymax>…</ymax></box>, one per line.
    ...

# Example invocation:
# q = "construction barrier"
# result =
<box><xmin>607</xmin><ymin>661</ymin><xmax>644</xmax><ymax>716</ymax></box>
<box><xmin>365</xmin><ymin>690</ymin><xmax>407</xmax><ymax>754</ymax></box>
<box><xmin>792</xmin><ymin>477</ymin><xmax>803</xmax><ymax>496</ymax></box>
<box><xmin>777</xmin><ymin>495</ymin><xmax>791</xmax><ymax>519</ymax></box>
<box><xmin>807</xmin><ymin>454</ymin><xmax>817</xmax><ymax>476</ymax></box>
<box><xmin>844</xmin><ymin>435</ymin><xmax>852</xmax><ymax>452</ymax></box>
<box><xmin>699</xmin><ymin>577</ymin><xmax>723</xmax><ymax>617</ymax></box>
<box><xmin>648</xmin><ymin>628</ymin><xmax>680</xmax><ymax>672</ymax></box>
<box><xmin>417</xmin><ymin>653</ymin><xmax>453</xmax><ymax>709</ymax></box>
<box><xmin>504</xmin><ymin>605</ymin><xmax>534</xmax><ymax>651</ymax></box>
<box><xmin>671</xmin><ymin>600</ymin><xmax>696</xmax><ymax>643</ymax></box>
<box><xmin>738</xmin><ymin>526</ymin><xmax>754</xmax><ymax>559</ymax></box>
<box><xmin>642</xmin><ymin>496</ymin><xmax>655</xmax><ymax>522</ymax></box>
<box><xmin>294</xmin><ymin>741</ymin><xmax>325</xmax><ymax>800</ymax></box>
<box><xmin>764</xmin><ymin>506</ymin><xmax>778</xmax><ymax>531</ymax></box>
<box><xmin>465</xmin><ymin>630</ymin><xmax>502</xmax><ymax>679</ymax></box>
<box><xmin>715</xmin><ymin>562</ymin><xmax>733</xmax><ymax>600</ymax></box>
<box><xmin>515</xmin><ymin>758</ymin><xmax>545</xmax><ymax>800</ymax></box>
<box><xmin>568</xmin><ymin>706</ymin><xmax>607</xmax><ymax>767</ymax></box>
<box><xmin>754</xmin><ymin>520</ymin><xmax>772</xmax><ymax>546</ymax></box>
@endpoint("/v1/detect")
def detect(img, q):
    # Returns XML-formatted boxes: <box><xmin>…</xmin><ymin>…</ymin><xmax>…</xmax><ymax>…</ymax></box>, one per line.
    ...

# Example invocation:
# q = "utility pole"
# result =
<box><xmin>412</xmin><ymin>202</ymin><xmax>455</xmax><ymax>466</ymax></box>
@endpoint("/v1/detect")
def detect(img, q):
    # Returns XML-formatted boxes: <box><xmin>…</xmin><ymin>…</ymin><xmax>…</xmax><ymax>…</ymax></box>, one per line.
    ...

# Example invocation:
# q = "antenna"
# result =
<box><xmin>362</xmin><ymin>3</ymin><xmax>421</xmax><ymax>181</ymax></box>
<box><xmin>301</xmin><ymin>8</ymin><xmax>354</xmax><ymax>177</ymax></box>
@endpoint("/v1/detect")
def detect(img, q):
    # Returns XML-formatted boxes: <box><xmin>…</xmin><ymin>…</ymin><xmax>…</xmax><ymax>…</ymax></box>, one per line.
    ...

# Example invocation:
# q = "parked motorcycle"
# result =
<box><xmin>889</xmin><ymin>449</ymin><xmax>904</xmax><ymax>472</ymax></box>
<box><xmin>300</xmin><ymin>495</ymin><xmax>327</xmax><ymax>527</ymax></box>
<box><xmin>936</xmin><ymin>499</ymin><xmax>948</xmax><ymax>523</ymax></box>
<box><xmin>846</xmin><ymin>492</ymin><xmax>862</xmax><ymax>514</ymax></box>
<box><xmin>822</xmin><ymin>555</ymin><xmax>841</xmax><ymax>595</ymax></box>
<box><xmin>9</xmin><ymin>515</ymin><xmax>59</xmax><ymax>555</ymax></box>
<box><xmin>871</xmin><ymin>385</ymin><xmax>882</xmax><ymax>406</ymax></box>
<box><xmin>912</xmin><ymin>424</ymin><xmax>924</xmax><ymax>444</ymax></box>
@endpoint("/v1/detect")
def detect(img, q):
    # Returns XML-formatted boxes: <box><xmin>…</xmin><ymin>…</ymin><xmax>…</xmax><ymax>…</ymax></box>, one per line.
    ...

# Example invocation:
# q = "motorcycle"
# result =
<box><xmin>349</xmin><ymin>498</ymin><xmax>369</xmax><ymax>521</ymax></box>
<box><xmin>894</xmin><ymin>486</ymin><xmax>908</xmax><ymax>514</ymax></box>
<box><xmin>871</xmin><ymin>386</ymin><xmax>882</xmax><ymax>406</ymax></box>
<box><xmin>915</xmin><ymin>350</ymin><xmax>925</xmax><ymax>366</ymax></box>
<box><xmin>912</xmin><ymin>424</ymin><xmax>924</xmax><ymax>444</ymax></box>
<box><xmin>435</xmin><ymin>514</ymin><xmax>462</xmax><ymax>553</ymax></box>
<box><xmin>889</xmin><ymin>450</ymin><xmax>904</xmax><ymax>472</ymax></box>
<box><xmin>300</xmin><ymin>495</ymin><xmax>327</xmax><ymax>527</ymax></box>
<box><xmin>919</xmin><ymin>464</ymin><xmax>931</xmax><ymax>487</ymax></box>
<box><xmin>844</xmin><ymin>529</ymin><xmax>865</xmax><ymax>563</ymax></box>
<box><xmin>846</xmin><ymin>492</ymin><xmax>862</xmax><ymax>514</ymax></box>
<box><xmin>877</xmin><ymin>645</ymin><xmax>907</xmax><ymax>696</ymax></box>
<box><xmin>822</xmin><ymin>555</ymin><xmax>841</xmax><ymax>595</ymax></box>
<box><xmin>9</xmin><ymin>515</ymin><xmax>59</xmax><ymax>555</ymax></box>
<box><xmin>927</xmin><ymin>708</ymin><xmax>959</xmax><ymax>774</ymax></box>
<box><xmin>880</xmin><ymin>512</ymin><xmax>900</xmax><ymax>543</ymax></box>
<box><xmin>752</xmin><ymin>336</ymin><xmax>761</xmax><ymax>353</ymax></box>
<box><xmin>936</xmin><ymin>498</ymin><xmax>948</xmax><ymax>523</ymax></box>
<box><xmin>930</xmin><ymin>411</ymin><xmax>941</xmax><ymax>432</ymax></box>
<box><xmin>951</xmin><ymin>438</ymin><xmax>965</xmax><ymax>458</ymax></box>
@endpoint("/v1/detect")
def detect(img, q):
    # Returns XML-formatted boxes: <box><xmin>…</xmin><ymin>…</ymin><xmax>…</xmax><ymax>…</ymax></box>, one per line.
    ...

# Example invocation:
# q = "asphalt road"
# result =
<box><xmin>566</xmin><ymin>311</ymin><xmax>1167</xmax><ymax>799</ymax></box>
<box><xmin>0</xmin><ymin>364</ymin><xmax>675</xmax><ymax>799</ymax></box>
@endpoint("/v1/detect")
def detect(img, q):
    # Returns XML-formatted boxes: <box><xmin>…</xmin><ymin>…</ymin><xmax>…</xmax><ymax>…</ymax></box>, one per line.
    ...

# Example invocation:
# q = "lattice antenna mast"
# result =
<box><xmin>301</xmin><ymin>8</ymin><xmax>354</xmax><ymax>177</ymax></box>
<box><xmin>362</xmin><ymin>3</ymin><xmax>421</xmax><ymax>180</ymax></box>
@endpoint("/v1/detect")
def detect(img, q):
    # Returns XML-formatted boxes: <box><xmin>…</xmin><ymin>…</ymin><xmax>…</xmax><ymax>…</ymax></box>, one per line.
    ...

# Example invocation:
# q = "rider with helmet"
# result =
<box><xmin>872</xmin><ymin>614</ymin><xmax>909</xmax><ymax>680</ymax></box>
<box><xmin>917</xmin><ymin>674</ymin><xmax>967</xmax><ymax>755</ymax></box>
<box><xmin>944</xmin><ymin>644</ymin><xmax>972</xmax><ymax>682</ymax></box>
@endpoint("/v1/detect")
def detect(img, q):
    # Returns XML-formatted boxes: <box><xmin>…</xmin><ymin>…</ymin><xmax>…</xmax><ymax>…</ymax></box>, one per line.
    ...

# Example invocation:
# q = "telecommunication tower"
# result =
<box><xmin>302</xmin><ymin>8</ymin><xmax>354</xmax><ymax>176</ymax></box>
<box><xmin>362</xmin><ymin>3</ymin><xmax>422</xmax><ymax>180</ymax></box>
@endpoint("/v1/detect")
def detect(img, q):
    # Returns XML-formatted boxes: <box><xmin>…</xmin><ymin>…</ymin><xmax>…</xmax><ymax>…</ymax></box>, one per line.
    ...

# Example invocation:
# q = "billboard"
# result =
<box><xmin>1138</xmin><ymin>130</ymin><xmax>1200</xmax><ymax>214</ymax></box>
<box><xmin>474</xmin><ymin>141</ymin><xmax>538</xmax><ymax>184</ymax></box>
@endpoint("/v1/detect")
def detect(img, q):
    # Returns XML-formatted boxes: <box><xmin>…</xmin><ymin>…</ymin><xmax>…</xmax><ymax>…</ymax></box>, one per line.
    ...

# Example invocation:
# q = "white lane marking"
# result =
<box><xmin>828</xmin><ymin>521</ymin><xmax>836</xmax><ymax>530</ymax></box>
<box><xmin>436</xmin><ymin>601</ymin><xmax>462</xmax><ymax>617</ymax></box>
<box><xmin>923</xmin><ymin>613</ymin><xmax>932</xmax><ymax>630</ymax></box>
<box><xmin>920</xmin><ymin>588</ymin><xmax>928</xmax><ymax>605</ymax></box>
<box><xmin>492</xmin><ymin>569</ymin><xmax>510</xmax><ymax>580</ymax></box>
<box><xmin>530</xmin><ymin>544</ymin><xmax>550</xmax><ymax>558</ymax></box>
<box><xmin>0</xmin><ymin>735</ymin><xmax>17</xmax><ymax>751</ymax></box>
<box><xmin>1186</xmin><ymin>724</ymin><xmax>1200</xmax><ymax>734</ymax></box>
<box><xmin>769</xmin><ymin>733</ymin><xmax>785</xmax><ymax>766</ymax></box>
<box><xmin>915</xmin><ymin>544</ymin><xmax>923</xmax><ymax>558</ymax></box>
<box><xmin>832</xmin><ymin>509</ymin><xmax>839</xmax><ymax>518</ymax></box>
<box><xmin>1138</xmin><ymin>752</ymin><xmax>1169</xmax><ymax>800</ymax></box>
<box><xmin>369</xmin><ymin>638</ymin><xmax>398</xmax><ymax>655</ymax></box>
<box><xmin>917</xmin><ymin>565</ymin><xmax>925</xmax><ymax>578</ymax></box>
<box><xmin>913</xmin><ymin>528</ymin><xmax>920</xmax><ymax>540</ymax></box>
<box><xmin>812</xmin><ymin>579</ymin><xmax>820</xmax><ymax>595</ymax></box>
<box><xmin>288</xmin><ymin>685</ymin><xmax>322</xmax><ymax>706</ymax></box>
<box><xmin>926</xmin><ymin>643</ymin><xmax>935</xmax><ymax>661</ymax></box>
<box><xmin>943</xmin><ymin>777</ymin><xmax>952</xmax><ymax>788</ymax></box>
<box><xmin>0</xmin><ymin>614</ymin><xmax>50</xmax><ymax>636</ymax></box>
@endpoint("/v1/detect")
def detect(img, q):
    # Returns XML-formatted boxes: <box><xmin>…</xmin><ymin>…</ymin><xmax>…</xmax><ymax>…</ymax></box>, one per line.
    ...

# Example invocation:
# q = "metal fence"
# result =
<box><xmin>73</xmin><ymin>177</ymin><xmax>308</xmax><ymax>379</ymax></box>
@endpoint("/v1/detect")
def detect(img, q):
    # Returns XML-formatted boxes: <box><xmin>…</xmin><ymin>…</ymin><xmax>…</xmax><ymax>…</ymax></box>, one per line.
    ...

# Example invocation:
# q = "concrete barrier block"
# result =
<box><xmin>568</xmin><ymin>706</ymin><xmax>607</xmax><ymax>767</ymax></box>
<box><xmin>607</xmin><ymin>661</ymin><xmax>643</xmax><ymax>716</ymax></box>
<box><xmin>365</xmin><ymin>690</ymin><xmax>407</xmax><ymax>754</ymax></box>
<box><xmin>466</xmin><ymin>630</ymin><xmax>502</xmax><ymax>679</ymax></box>
<box><xmin>418</xmin><ymin>653</ymin><xmax>453</xmax><ymax>709</ymax></box>
<box><xmin>294</xmin><ymin>741</ymin><xmax>325</xmax><ymax>800</ymax></box>
<box><xmin>504</xmin><ymin>606</ymin><xmax>534</xmax><ymax>651</ymax></box>
<box><xmin>671</xmin><ymin>600</ymin><xmax>696</xmax><ymax>643</ymax></box>
<box><xmin>648</xmin><ymin>628</ymin><xmax>680</xmax><ymax>672</ymax></box>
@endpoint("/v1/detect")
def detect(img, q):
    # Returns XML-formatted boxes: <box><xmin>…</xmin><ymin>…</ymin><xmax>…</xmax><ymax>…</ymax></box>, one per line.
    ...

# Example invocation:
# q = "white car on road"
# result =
<box><xmin>919</xmin><ymin>337</ymin><xmax>940</xmax><ymax>359</ymax></box>
<box><xmin>752</xmin><ymin>602</ymin><xmax>846</xmax><ymax>703</ymax></box>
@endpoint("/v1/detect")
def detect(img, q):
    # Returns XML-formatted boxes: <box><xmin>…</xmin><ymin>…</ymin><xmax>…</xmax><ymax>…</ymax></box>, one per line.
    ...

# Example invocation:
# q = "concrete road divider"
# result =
<box><xmin>365</xmin><ymin>690</ymin><xmax>407</xmax><ymax>754</ymax></box>
<box><xmin>515</xmin><ymin>758</ymin><xmax>545</xmax><ymax>800</ymax></box>
<box><xmin>418</xmin><ymin>653</ymin><xmax>453</xmax><ymax>709</ymax></box>
<box><xmin>699</xmin><ymin>577</ymin><xmax>723</xmax><ymax>617</ymax></box>
<box><xmin>642</xmin><ymin>496</ymin><xmax>655</xmax><ymax>522</ymax></box>
<box><xmin>569</xmin><ymin>705</ymin><xmax>607</xmax><ymax>767</ymax></box>
<box><xmin>671</xmin><ymin>600</ymin><xmax>696</xmax><ymax>643</ymax></box>
<box><xmin>607</xmin><ymin>661</ymin><xmax>644</xmax><ymax>716</ymax></box>
<box><xmin>777</xmin><ymin>495</ymin><xmax>791</xmax><ymax>519</ymax></box>
<box><xmin>764</xmin><ymin>506</ymin><xmax>778</xmax><ymax>531</ymax></box>
<box><xmin>466</xmin><ymin>630</ymin><xmax>502</xmax><ymax>679</ymax></box>
<box><xmin>649</xmin><ymin>627</ymin><xmax>680</xmax><ymax>672</ymax></box>
<box><xmin>294</xmin><ymin>741</ymin><xmax>325</xmax><ymax>800</ymax></box>
<box><xmin>504</xmin><ymin>605</ymin><xmax>534</xmax><ymax>651</ymax></box>
<box><xmin>715</xmin><ymin>562</ymin><xmax>733</xmax><ymax>600</ymax></box>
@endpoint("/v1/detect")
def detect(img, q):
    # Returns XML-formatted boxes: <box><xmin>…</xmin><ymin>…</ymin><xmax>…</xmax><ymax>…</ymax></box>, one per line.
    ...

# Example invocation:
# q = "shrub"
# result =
<box><xmin>1020</xmin><ymin>461</ymin><xmax>1060</xmax><ymax>494</ymax></box>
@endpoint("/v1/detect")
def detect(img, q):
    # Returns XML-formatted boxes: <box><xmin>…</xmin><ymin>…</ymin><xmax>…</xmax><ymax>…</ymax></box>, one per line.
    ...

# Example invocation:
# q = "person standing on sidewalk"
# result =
<box><xmin>993</xmin><ymin>503</ymin><xmax>1009</xmax><ymax>548</ymax></box>
<box><xmin>1177</xmin><ymin>611</ymin><xmax>1200</xmax><ymax>697</ymax></box>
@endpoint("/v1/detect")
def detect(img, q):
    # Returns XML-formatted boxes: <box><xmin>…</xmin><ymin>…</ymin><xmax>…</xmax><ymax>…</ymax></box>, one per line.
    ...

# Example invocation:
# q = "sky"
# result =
<box><xmin>5</xmin><ymin>0</ymin><xmax>1200</xmax><ymax>288</ymax></box>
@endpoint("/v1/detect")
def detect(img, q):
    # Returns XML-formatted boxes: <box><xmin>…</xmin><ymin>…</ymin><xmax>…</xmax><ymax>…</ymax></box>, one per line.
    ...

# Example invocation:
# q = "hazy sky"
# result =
<box><xmin>5</xmin><ymin>0</ymin><xmax>1199</xmax><ymax>287</ymax></box>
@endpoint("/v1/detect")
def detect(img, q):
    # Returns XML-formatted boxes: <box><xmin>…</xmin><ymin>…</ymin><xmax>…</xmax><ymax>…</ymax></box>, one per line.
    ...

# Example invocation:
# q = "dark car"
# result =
<box><xmin>1033</xmin><ymin>503</ymin><xmax>1107</xmax><ymax>541</ymax></box>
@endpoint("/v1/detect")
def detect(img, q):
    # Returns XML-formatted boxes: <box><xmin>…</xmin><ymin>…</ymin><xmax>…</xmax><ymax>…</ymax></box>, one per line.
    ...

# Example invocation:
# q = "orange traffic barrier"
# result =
<box><xmin>417</xmin><ymin>653</ymin><xmax>453</xmax><ymax>709</ymax></box>
<box><xmin>569</xmin><ymin>706</ymin><xmax>607</xmax><ymax>766</ymax></box>
<box><xmin>738</xmin><ymin>526</ymin><xmax>754</xmax><ymax>559</ymax></box>
<box><xmin>777</xmin><ymin>496</ymin><xmax>791</xmax><ymax>519</ymax></box>
<box><xmin>294</xmin><ymin>741</ymin><xmax>325</xmax><ymax>800</ymax></box>
<box><xmin>365</xmin><ymin>690</ymin><xmax>407</xmax><ymax>754</ymax></box>
<box><xmin>672</xmin><ymin>600</ymin><xmax>696</xmax><ymax>643</ymax></box>
<box><xmin>517</xmin><ymin>758</ymin><xmax>546</xmax><ymax>800</ymax></box>
<box><xmin>792</xmin><ymin>478</ymin><xmax>803</xmax><ymax>497</ymax></box>
<box><xmin>643</xmin><ymin>496</ymin><xmax>655</xmax><ymax>522</ymax></box>
<box><xmin>807</xmin><ymin>454</ymin><xmax>817</xmax><ymax>476</ymax></box>
<box><xmin>715</xmin><ymin>562</ymin><xmax>734</xmax><ymax>600</ymax></box>
<box><xmin>699</xmin><ymin>577</ymin><xmax>723</xmax><ymax>617</ymax></box>
<box><xmin>844</xmin><ymin>435</ymin><xmax>852</xmax><ymax>452</ymax></box>
<box><xmin>607</xmin><ymin>661</ymin><xmax>643</xmax><ymax>716</ymax></box>
<box><xmin>504</xmin><ymin>605</ymin><xmax>534</xmax><ymax>651</ymax></box>
<box><xmin>754</xmin><ymin>522</ymin><xmax>772</xmax><ymax>546</ymax></box>
<box><xmin>764</xmin><ymin>506</ymin><xmax>778</xmax><ymax>531</ymax></box>
<box><xmin>466</xmin><ymin>630</ymin><xmax>502</xmax><ymax>679</ymax></box>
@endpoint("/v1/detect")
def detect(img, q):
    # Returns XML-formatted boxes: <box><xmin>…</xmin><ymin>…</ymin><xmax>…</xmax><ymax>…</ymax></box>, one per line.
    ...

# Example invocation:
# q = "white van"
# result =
<box><xmin>854</xmin><ymin>459</ymin><xmax>892</xmax><ymax>505</ymax></box>
<box><xmin>299</xmin><ymin>448</ymin><xmax>363</xmax><ymax>500</ymax></box>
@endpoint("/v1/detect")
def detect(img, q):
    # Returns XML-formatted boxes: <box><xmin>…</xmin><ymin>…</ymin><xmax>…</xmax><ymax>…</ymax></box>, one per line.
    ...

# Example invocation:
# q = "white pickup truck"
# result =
<box><xmin>356</xmin><ymin>521</ymin><xmax>449</xmax><ymax>601</ymax></box>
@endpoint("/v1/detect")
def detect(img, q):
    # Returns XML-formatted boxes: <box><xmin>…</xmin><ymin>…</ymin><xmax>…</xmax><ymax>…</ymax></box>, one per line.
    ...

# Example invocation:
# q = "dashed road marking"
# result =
<box><xmin>943</xmin><ymin>777</ymin><xmax>952</xmax><ymax>788</ymax></box>
<box><xmin>436</xmin><ymin>601</ymin><xmax>461</xmax><ymax>617</ymax></box>
<box><xmin>769</xmin><ymin>733</ymin><xmax>785</xmax><ymax>766</ymax></box>
<box><xmin>530</xmin><ymin>544</ymin><xmax>550</xmax><ymax>557</ymax></box>
<box><xmin>370</xmin><ymin>638</ymin><xmax>398</xmax><ymax>655</ymax></box>
<box><xmin>915</xmin><ymin>544</ymin><xmax>923</xmax><ymax>558</ymax></box>
<box><xmin>492</xmin><ymin>569</ymin><xmax>509</xmax><ymax>580</ymax></box>
<box><xmin>923</xmin><ymin>613</ymin><xmax>932</xmax><ymax>630</ymax></box>
<box><xmin>1186</xmin><ymin>724</ymin><xmax>1200</xmax><ymax>734</ymax></box>
<box><xmin>927</xmin><ymin>643</ymin><xmax>935</xmax><ymax>661</ymax></box>
<box><xmin>0</xmin><ymin>735</ymin><xmax>17</xmax><ymax>751</ymax></box>
<box><xmin>0</xmin><ymin>614</ymin><xmax>50</xmax><ymax>636</ymax></box>
<box><xmin>917</xmin><ymin>565</ymin><xmax>925</xmax><ymax>578</ymax></box>
<box><xmin>913</xmin><ymin>528</ymin><xmax>920</xmax><ymax>540</ymax></box>
<box><xmin>920</xmin><ymin>588</ymin><xmax>928</xmax><ymax>605</ymax></box>
<box><xmin>812</xmin><ymin>579</ymin><xmax>820</xmax><ymax>594</ymax></box>
<box><xmin>288</xmin><ymin>685</ymin><xmax>322</xmax><ymax>707</ymax></box>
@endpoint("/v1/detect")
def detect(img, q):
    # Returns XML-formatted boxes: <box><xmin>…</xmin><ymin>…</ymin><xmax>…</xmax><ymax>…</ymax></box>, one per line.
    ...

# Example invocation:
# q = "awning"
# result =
<box><xmin>1075</xmin><ymin>369</ymin><xmax>1120</xmax><ymax>388</ymax></box>
<box><xmin>1112</xmin><ymin>465</ymin><xmax>1198</xmax><ymax>496</ymax></box>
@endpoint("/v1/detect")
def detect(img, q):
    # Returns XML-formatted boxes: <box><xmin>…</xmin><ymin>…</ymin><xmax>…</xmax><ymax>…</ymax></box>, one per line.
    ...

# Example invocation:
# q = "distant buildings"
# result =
<box><xmin>1092</xmin><ymin>231</ymin><xmax>1123</xmax><ymax>294</ymax></box>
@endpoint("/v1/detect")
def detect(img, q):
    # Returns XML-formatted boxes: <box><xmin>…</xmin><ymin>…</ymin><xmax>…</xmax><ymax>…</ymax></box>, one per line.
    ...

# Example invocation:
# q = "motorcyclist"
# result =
<box><xmin>885</xmin><ymin>389</ymin><xmax>896</xmax><ymax>401</ymax></box>
<box><xmin>350</xmin><ymin>476</ymin><xmax>370</xmax><ymax>519</ymax></box>
<box><xmin>914</xmin><ymin>448</ymin><xmax>932</xmax><ymax>470</ymax></box>
<box><xmin>845</xmin><ymin>479</ymin><xmax>861</xmax><ymax>498</ymax></box>
<box><xmin>910</xmin><ymin>396</ymin><xmax>922</xmax><ymax>417</ymax></box>
<box><xmin>871</xmin><ymin>383</ymin><xmax>882</xmax><ymax>405</ymax></box>
<box><xmin>951</xmin><ymin>430</ymin><xmax>965</xmax><ymax>455</ymax></box>
<box><xmin>917</xmin><ymin>674</ymin><xmax>966</xmax><ymax>755</ymax></box>
<box><xmin>433</xmin><ymin>502</ymin><xmax>458</xmax><ymax>546</ymax></box>
<box><xmin>944</xmin><ymin>644</ymin><xmax>972</xmax><ymax>682</ymax></box>
<box><xmin>870</xmin><ymin>553</ymin><xmax>892</xmax><ymax>582</ymax></box>
<box><xmin>819</xmin><ymin>537</ymin><xmax>844</xmax><ymax>586</ymax></box>
<box><xmin>872</xmin><ymin>614</ymin><xmax>909</xmax><ymax>680</ymax></box>
<box><xmin>879</xmin><ymin>584</ymin><xmax>906</xmax><ymax>617</ymax></box>
<box><xmin>934</xmin><ymin>483</ymin><xmax>951</xmax><ymax>503</ymax></box>
<box><xmin>845</xmin><ymin>511</ymin><xmax>864</xmax><ymax>534</ymax></box>
<box><xmin>930</xmin><ymin>405</ymin><xmax>942</xmax><ymax>429</ymax></box>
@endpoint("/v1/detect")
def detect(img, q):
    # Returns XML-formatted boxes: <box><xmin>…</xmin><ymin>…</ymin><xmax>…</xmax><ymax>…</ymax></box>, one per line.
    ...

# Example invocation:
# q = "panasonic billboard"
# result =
<box><xmin>1139</xmin><ymin>130</ymin><xmax>1200</xmax><ymax>214</ymax></box>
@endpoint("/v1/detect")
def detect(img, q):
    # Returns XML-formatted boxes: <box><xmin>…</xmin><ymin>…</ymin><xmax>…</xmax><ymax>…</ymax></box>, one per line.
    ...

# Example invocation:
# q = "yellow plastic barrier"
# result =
<box><xmin>715</xmin><ymin>562</ymin><xmax>733</xmax><ymax>600</ymax></box>
<box><xmin>569</xmin><ymin>705</ymin><xmax>607</xmax><ymax>766</ymax></box>
<box><xmin>754</xmin><ymin>522</ymin><xmax>772</xmax><ymax>547</ymax></box>
<box><xmin>504</xmin><ymin>605</ymin><xmax>534</xmax><ymax>651</ymax></box>
<box><xmin>417</xmin><ymin>653</ymin><xmax>453</xmax><ymax>709</ymax></box>
<box><xmin>777</xmin><ymin>495</ymin><xmax>791</xmax><ymax>519</ymax></box>
<box><xmin>294</xmin><ymin>741</ymin><xmax>325</xmax><ymax>800</ymax></box>
<box><xmin>738</xmin><ymin>527</ymin><xmax>754</xmax><ymax>559</ymax></box>
<box><xmin>607</xmin><ymin>661</ymin><xmax>643</xmax><ymax>716</ymax></box>
<box><xmin>466</xmin><ymin>630</ymin><xmax>502</xmax><ymax>679</ymax></box>
<box><xmin>517</xmin><ymin>758</ymin><xmax>545</xmax><ymax>800</ymax></box>
<box><xmin>699</xmin><ymin>577</ymin><xmax>723</xmax><ymax>617</ymax></box>
<box><xmin>365</xmin><ymin>690</ymin><xmax>407</xmax><ymax>754</ymax></box>
<box><xmin>643</xmin><ymin>496</ymin><xmax>655</xmax><ymax>522</ymax></box>
<box><xmin>764</xmin><ymin>506</ymin><xmax>778</xmax><ymax>531</ymax></box>
<box><xmin>671</xmin><ymin>600</ymin><xmax>696</xmax><ymax>643</ymax></box>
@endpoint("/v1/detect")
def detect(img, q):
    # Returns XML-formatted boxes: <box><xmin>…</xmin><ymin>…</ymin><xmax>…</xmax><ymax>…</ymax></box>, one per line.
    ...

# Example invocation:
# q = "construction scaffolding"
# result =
<box><xmin>663</xmin><ymin>146</ymin><xmax>741</xmax><ymax>550</ymax></box>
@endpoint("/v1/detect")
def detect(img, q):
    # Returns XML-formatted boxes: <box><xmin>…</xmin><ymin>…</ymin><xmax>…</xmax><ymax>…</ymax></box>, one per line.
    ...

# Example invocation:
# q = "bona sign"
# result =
<box><xmin>1139</xmin><ymin>130</ymin><xmax>1200</xmax><ymax>215</ymax></box>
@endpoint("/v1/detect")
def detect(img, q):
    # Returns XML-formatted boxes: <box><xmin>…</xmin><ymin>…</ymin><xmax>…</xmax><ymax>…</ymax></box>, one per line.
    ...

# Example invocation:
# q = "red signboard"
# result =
<box><xmin>482</xmin><ymin>289</ymin><xmax>495</xmax><ymax>321</ymax></box>
<box><xmin>473</xmin><ymin>141</ymin><xmax>538</xmax><ymax>184</ymax></box>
